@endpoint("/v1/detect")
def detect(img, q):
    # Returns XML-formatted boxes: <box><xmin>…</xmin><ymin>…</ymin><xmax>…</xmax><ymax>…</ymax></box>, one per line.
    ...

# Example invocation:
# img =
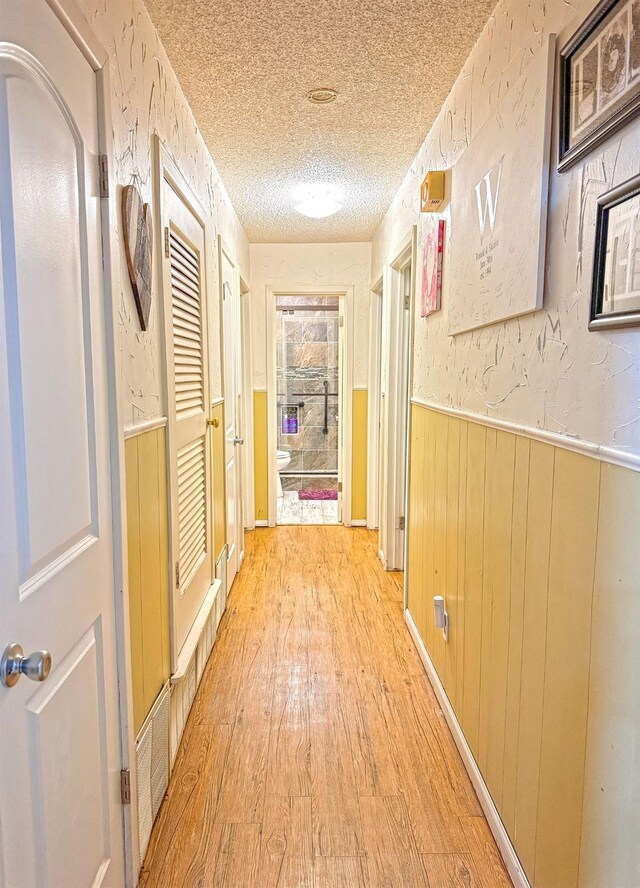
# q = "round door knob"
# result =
<box><xmin>0</xmin><ymin>643</ymin><xmax>52</xmax><ymax>688</ymax></box>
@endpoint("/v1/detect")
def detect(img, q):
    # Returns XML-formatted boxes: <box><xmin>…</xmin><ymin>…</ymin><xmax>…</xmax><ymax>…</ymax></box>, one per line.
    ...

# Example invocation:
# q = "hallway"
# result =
<box><xmin>140</xmin><ymin>526</ymin><xmax>511</xmax><ymax>887</ymax></box>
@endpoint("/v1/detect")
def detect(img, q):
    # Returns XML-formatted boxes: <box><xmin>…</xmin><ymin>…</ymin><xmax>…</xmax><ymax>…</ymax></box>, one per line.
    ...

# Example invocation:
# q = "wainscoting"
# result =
<box><xmin>253</xmin><ymin>390</ymin><xmax>269</xmax><ymax>523</ymax></box>
<box><xmin>351</xmin><ymin>388</ymin><xmax>368</xmax><ymax>523</ymax></box>
<box><xmin>125</xmin><ymin>424</ymin><xmax>171</xmax><ymax>735</ymax></box>
<box><xmin>406</xmin><ymin>401</ymin><xmax>640</xmax><ymax>888</ymax></box>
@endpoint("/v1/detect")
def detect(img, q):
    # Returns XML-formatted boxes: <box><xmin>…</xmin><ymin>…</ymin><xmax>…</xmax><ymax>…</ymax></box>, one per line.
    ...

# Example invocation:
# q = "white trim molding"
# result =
<box><xmin>404</xmin><ymin>609</ymin><xmax>531</xmax><ymax>888</ymax></box>
<box><xmin>171</xmin><ymin>579</ymin><xmax>222</xmax><ymax>683</ymax></box>
<box><xmin>367</xmin><ymin>279</ymin><xmax>383</xmax><ymax>530</ymax></box>
<box><xmin>123</xmin><ymin>416</ymin><xmax>168</xmax><ymax>439</ymax></box>
<box><xmin>411</xmin><ymin>397</ymin><xmax>640</xmax><ymax>473</ymax></box>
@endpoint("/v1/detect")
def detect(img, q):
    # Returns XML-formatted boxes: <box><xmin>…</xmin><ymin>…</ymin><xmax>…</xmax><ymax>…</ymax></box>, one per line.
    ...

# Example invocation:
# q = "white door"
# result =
<box><xmin>162</xmin><ymin>181</ymin><xmax>213</xmax><ymax>654</ymax></box>
<box><xmin>0</xmin><ymin>3</ymin><xmax>125</xmax><ymax>887</ymax></box>
<box><xmin>220</xmin><ymin>242</ymin><xmax>243</xmax><ymax>592</ymax></box>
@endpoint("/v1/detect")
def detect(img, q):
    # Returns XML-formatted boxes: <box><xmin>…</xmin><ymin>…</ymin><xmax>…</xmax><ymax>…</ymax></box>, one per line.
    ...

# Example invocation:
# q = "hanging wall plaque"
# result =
<box><xmin>122</xmin><ymin>184</ymin><xmax>153</xmax><ymax>330</ymax></box>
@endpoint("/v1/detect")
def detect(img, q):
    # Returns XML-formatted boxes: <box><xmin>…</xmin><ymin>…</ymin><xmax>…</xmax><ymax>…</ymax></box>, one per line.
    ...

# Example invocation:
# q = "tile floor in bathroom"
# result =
<box><xmin>276</xmin><ymin>490</ymin><xmax>339</xmax><ymax>525</ymax></box>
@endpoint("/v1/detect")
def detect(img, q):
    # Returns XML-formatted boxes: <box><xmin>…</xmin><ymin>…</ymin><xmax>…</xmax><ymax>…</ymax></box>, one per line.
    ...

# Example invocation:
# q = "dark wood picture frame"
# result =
<box><xmin>559</xmin><ymin>0</ymin><xmax>640</xmax><ymax>172</ymax></box>
<box><xmin>590</xmin><ymin>172</ymin><xmax>640</xmax><ymax>329</ymax></box>
<box><xmin>121</xmin><ymin>184</ymin><xmax>153</xmax><ymax>330</ymax></box>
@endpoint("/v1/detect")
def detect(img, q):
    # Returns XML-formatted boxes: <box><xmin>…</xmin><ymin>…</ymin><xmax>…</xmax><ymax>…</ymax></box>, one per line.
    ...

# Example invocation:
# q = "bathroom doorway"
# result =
<box><xmin>274</xmin><ymin>294</ymin><xmax>342</xmax><ymax>525</ymax></box>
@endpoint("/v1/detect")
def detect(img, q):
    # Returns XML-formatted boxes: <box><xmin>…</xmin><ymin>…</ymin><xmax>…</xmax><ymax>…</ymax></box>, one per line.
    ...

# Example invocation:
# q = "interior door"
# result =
<box><xmin>220</xmin><ymin>243</ymin><xmax>243</xmax><ymax>592</ymax></box>
<box><xmin>162</xmin><ymin>182</ymin><xmax>213</xmax><ymax>654</ymax></box>
<box><xmin>0</xmin><ymin>3</ymin><xmax>125</xmax><ymax>886</ymax></box>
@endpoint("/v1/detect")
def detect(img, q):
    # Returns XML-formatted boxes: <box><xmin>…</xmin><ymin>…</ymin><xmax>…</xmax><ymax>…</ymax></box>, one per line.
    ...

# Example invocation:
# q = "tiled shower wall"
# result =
<box><xmin>276</xmin><ymin>300</ymin><xmax>339</xmax><ymax>492</ymax></box>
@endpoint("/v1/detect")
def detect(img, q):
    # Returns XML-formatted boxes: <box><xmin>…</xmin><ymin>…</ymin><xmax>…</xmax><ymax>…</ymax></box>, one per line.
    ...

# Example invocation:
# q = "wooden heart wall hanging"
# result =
<box><xmin>122</xmin><ymin>184</ymin><xmax>153</xmax><ymax>331</ymax></box>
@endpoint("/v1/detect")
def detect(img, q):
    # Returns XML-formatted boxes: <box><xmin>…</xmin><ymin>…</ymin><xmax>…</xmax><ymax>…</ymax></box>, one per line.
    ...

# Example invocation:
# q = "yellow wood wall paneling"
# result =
<box><xmin>125</xmin><ymin>427</ymin><xmax>171</xmax><ymax>736</ymax></box>
<box><xmin>157</xmin><ymin>431</ymin><xmax>171</xmax><ymax>687</ymax></box>
<box><xmin>418</xmin><ymin>405</ymin><xmax>433</xmax><ymax>644</ymax></box>
<box><xmin>514</xmin><ymin>439</ymin><xmax>555</xmax><ymax>880</ymax></box>
<box><xmin>501</xmin><ymin>434</ymin><xmax>531</xmax><ymax>838</ymax></box>
<box><xmin>351</xmin><ymin>390</ymin><xmax>368</xmax><ymax>523</ymax></box>
<box><xmin>461</xmin><ymin>420</ymin><xmax>486</xmax><ymax>758</ymax></box>
<box><xmin>534</xmin><ymin>449</ymin><xmax>600</xmax><ymax>888</ymax></box>
<box><xmin>125</xmin><ymin>437</ymin><xmax>145</xmax><ymax>734</ymax></box>
<box><xmin>424</xmin><ymin>407</ymin><xmax>438</xmax><ymax>654</ymax></box>
<box><xmin>478</xmin><ymin>427</ymin><xmax>497</xmax><ymax>775</ymax></box>
<box><xmin>138</xmin><ymin>430</ymin><xmax>165</xmax><ymax>716</ymax></box>
<box><xmin>444</xmin><ymin>416</ymin><xmax>461</xmax><ymax>708</ymax></box>
<box><xmin>484</xmin><ymin>430</ymin><xmax>516</xmax><ymax>809</ymax></box>
<box><xmin>406</xmin><ymin>403</ymin><xmax>639</xmax><ymax>887</ymax></box>
<box><xmin>253</xmin><ymin>391</ymin><xmax>269</xmax><ymax>523</ymax></box>
<box><xmin>407</xmin><ymin>405</ymin><xmax>427</xmax><ymax>640</ymax></box>
<box><xmin>578</xmin><ymin>465</ymin><xmax>640</xmax><ymax>887</ymax></box>
<box><xmin>212</xmin><ymin>401</ymin><xmax>227</xmax><ymax>561</ymax></box>
<box><xmin>432</xmin><ymin>412</ymin><xmax>449</xmax><ymax>680</ymax></box>
<box><xmin>455</xmin><ymin>420</ymin><xmax>468</xmax><ymax>712</ymax></box>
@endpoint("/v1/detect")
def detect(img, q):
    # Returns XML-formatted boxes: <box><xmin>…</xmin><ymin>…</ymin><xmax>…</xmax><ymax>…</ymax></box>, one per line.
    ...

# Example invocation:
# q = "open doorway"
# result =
<box><xmin>274</xmin><ymin>294</ymin><xmax>342</xmax><ymax>525</ymax></box>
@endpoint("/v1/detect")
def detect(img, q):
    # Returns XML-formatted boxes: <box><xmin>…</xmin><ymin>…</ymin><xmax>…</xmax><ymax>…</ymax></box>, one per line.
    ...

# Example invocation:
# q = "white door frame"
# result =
<box><xmin>402</xmin><ymin>228</ymin><xmax>418</xmax><ymax>606</ymax></box>
<box><xmin>240</xmin><ymin>276</ymin><xmax>255</xmax><ymax>531</ymax></box>
<box><xmin>367</xmin><ymin>274</ymin><xmax>383</xmax><ymax>530</ymax></box>
<box><xmin>218</xmin><ymin>234</ymin><xmax>245</xmax><ymax>581</ymax></box>
<box><xmin>35</xmin><ymin>0</ymin><xmax>136</xmax><ymax>881</ymax></box>
<box><xmin>265</xmin><ymin>284</ymin><xmax>354</xmax><ymax>527</ymax></box>
<box><xmin>381</xmin><ymin>229</ymin><xmax>417</xmax><ymax>571</ymax></box>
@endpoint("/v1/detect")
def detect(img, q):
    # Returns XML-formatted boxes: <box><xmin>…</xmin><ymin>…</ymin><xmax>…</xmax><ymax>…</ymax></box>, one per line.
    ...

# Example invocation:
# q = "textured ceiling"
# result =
<box><xmin>145</xmin><ymin>0</ymin><xmax>496</xmax><ymax>242</ymax></box>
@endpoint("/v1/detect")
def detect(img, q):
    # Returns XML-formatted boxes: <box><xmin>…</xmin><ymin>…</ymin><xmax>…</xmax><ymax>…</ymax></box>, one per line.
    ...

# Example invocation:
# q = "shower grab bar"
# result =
<box><xmin>286</xmin><ymin>382</ymin><xmax>335</xmax><ymax>434</ymax></box>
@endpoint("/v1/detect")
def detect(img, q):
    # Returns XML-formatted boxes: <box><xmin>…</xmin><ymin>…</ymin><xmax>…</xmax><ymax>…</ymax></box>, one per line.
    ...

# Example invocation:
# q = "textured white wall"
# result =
<box><xmin>78</xmin><ymin>0</ymin><xmax>249</xmax><ymax>427</ymax></box>
<box><xmin>373</xmin><ymin>0</ymin><xmax>640</xmax><ymax>455</ymax></box>
<box><xmin>249</xmin><ymin>243</ymin><xmax>372</xmax><ymax>389</ymax></box>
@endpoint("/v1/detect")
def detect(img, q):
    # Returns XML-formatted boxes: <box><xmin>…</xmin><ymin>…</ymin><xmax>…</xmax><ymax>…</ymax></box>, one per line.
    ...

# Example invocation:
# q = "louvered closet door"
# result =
<box><xmin>163</xmin><ymin>183</ymin><xmax>213</xmax><ymax>653</ymax></box>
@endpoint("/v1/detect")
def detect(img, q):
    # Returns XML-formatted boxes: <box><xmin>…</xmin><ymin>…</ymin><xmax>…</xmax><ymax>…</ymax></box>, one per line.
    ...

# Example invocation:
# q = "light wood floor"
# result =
<box><xmin>140</xmin><ymin>526</ymin><xmax>512</xmax><ymax>887</ymax></box>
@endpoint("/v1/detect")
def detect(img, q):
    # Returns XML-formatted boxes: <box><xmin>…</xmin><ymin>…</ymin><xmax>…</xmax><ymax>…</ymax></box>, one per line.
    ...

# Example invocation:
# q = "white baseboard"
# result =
<box><xmin>350</xmin><ymin>519</ymin><xmax>367</xmax><ymax>526</ymax></box>
<box><xmin>404</xmin><ymin>609</ymin><xmax>530</xmax><ymax>888</ymax></box>
<box><xmin>255</xmin><ymin>519</ymin><xmax>268</xmax><ymax>527</ymax></box>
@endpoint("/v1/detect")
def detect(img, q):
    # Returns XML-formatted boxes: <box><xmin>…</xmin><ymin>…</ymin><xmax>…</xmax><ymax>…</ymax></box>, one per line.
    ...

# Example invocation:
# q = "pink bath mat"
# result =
<box><xmin>298</xmin><ymin>489</ymin><xmax>338</xmax><ymax>501</ymax></box>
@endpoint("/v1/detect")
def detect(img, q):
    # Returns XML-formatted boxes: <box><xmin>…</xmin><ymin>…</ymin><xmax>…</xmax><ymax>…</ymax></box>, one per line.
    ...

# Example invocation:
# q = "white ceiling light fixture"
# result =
<box><xmin>307</xmin><ymin>87</ymin><xmax>338</xmax><ymax>105</ymax></box>
<box><xmin>293</xmin><ymin>182</ymin><xmax>344</xmax><ymax>219</ymax></box>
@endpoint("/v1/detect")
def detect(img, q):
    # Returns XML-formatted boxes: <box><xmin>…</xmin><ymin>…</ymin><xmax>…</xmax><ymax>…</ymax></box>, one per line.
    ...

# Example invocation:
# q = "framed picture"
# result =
<box><xmin>590</xmin><ymin>172</ymin><xmax>640</xmax><ymax>329</ymax></box>
<box><xmin>559</xmin><ymin>0</ymin><xmax>640</xmax><ymax>171</ymax></box>
<box><xmin>421</xmin><ymin>219</ymin><xmax>444</xmax><ymax>317</ymax></box>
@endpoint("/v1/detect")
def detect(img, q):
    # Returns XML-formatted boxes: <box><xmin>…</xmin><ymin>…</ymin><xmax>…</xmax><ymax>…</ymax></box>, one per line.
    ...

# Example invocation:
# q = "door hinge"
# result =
<box><xmin>120</xmin><ymin>769</ymin><xmax>131</xmax><ymax>805</ymax></box>
<box><xmin>398</xmin><ymin>516</ymin><xmax>405</xmax><ymax>531</ymax></box>
<box><xmin>337</xmin><ymin>481</ymin><xmax>343</xmax><ymax>493</ymax></box>
<box><xmin>404</xmin><ymin>294</ymin><xmax>411</xmax><ymax>311</ymax></box>
<box><xmin>339</xmin><ymin>316</ymin><xmax>344</xmax><ymax>328</ymax></box>
<box><xmin>98</xmin><ymin>155</ymin><xmax>109</xmax><ymax>199</ymax></box>
<box><xmin>175</xmin><ymin>561</ymin><xmax>180</xmax><ymax>589</ymax></box>
<box><xmin>164</xmin><ymin>226</ymin><xmax>170</xmax><ymax>258</ymax></box>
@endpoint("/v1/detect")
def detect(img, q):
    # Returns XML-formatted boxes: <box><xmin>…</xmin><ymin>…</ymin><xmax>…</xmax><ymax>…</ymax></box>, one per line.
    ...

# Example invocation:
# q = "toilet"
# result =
<box><xmin>276</xmin><ymin>449</ymin><xmax>291</xmax><ymax>498</ymax></box>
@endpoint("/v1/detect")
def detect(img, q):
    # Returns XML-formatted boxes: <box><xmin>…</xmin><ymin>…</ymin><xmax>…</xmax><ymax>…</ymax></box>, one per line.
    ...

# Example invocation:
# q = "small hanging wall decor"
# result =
<box><xmin>558</xmin><ymin>0</ymin><xmax>640</xmax><ymax>171</ymax></box>
<box><xmin>589</xmin><ymin>172</ymin><xmax>640</xmax><ymax>329</ymax></box>
<box><xmin>421</xmin><ymin>219</ymin><xmax>444</xmax><ymax>317</ymax></box>
<box><xmin>122</xmin><ymin>184</ymin><xmax>153</xmax><ymax>330</ymax></box>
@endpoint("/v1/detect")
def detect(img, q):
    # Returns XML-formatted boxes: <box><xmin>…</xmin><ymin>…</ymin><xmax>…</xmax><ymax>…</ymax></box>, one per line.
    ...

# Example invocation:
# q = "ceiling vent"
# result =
<box><xmin>307</xmin><ymin>87</ymin><xmax>338</xmax><ymax>105</ymax></box>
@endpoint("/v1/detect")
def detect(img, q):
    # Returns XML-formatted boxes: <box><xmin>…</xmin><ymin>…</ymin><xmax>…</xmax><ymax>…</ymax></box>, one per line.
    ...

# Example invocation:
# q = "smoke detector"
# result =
<box><xmin>307</xmin><ymin>87</ymin><xmax>338</xmax><ymax>105</ymax></box>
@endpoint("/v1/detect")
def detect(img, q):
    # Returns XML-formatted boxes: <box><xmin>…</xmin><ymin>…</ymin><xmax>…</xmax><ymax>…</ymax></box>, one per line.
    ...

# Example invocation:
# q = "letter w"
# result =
<box><xmin>474</xmin><ymin>158</ymin><xmax>503</xmax><ymax>239</ymax></box>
